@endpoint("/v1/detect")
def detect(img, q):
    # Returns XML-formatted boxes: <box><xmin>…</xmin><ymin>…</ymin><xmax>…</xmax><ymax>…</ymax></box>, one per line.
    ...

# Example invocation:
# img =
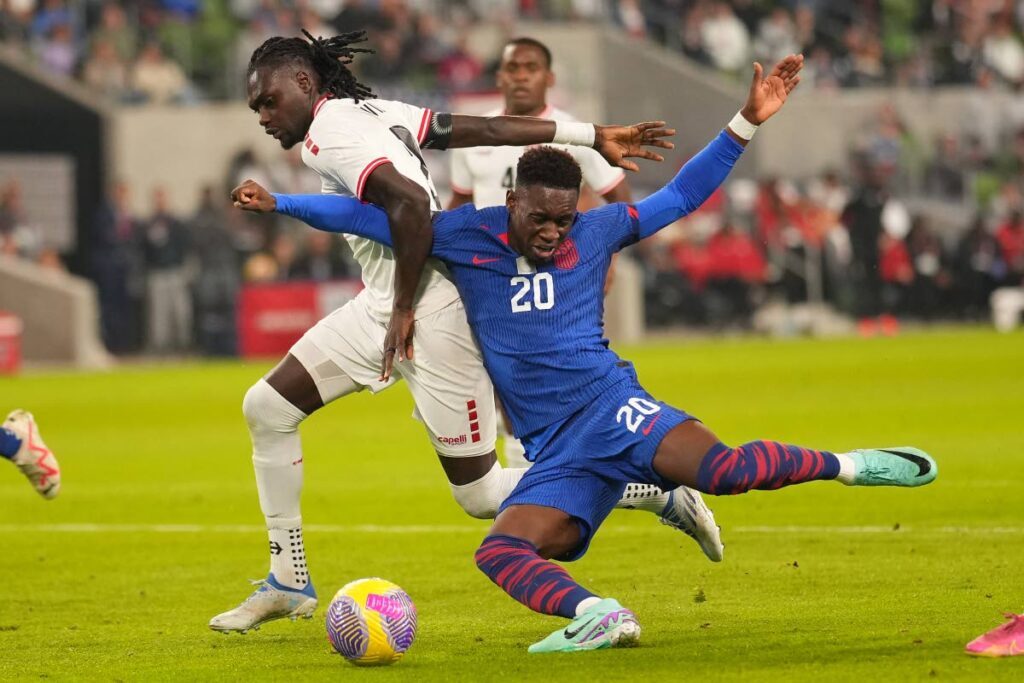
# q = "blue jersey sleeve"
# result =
<box><xmin>605</xmin><ymin>130</ymin><xmax>745</xmax><ymax>251</ymax></box>
<box><xmin>272</xmin><ymin>193</ymin><xmax>477</xmax><ymax>263</ymax></box>
<box><xmin>273</xmin><ymin>193</ymin><xmax>394</xmax><ymax>246</ymax></box>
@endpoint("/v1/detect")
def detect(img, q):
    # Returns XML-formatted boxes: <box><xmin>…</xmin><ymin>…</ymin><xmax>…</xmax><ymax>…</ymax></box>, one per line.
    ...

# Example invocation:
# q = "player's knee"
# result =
<box><xmin>449</xmin><ymin>462</ymin><xmax>503</xmax><ymax>519</ymax></box>
<box><xmin>242</xmin><ymin>379</ymin><xmax>306</xmax><ymax>435</ymax></box>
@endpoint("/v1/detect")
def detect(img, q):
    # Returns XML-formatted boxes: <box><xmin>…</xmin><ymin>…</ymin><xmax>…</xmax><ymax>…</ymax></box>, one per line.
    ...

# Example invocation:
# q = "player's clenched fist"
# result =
<box><xmin>231</xmin><ymin>179</ymin><xmax>277</xmax><ymax>212</ymax></box>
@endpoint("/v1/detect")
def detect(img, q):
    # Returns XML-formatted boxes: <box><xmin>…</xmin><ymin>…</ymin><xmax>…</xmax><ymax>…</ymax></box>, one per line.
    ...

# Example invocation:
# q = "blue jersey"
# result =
<box><xmin>274</xmin><ymin>130</ymin><xmax>745</xmax><ymax>440</ymax></box>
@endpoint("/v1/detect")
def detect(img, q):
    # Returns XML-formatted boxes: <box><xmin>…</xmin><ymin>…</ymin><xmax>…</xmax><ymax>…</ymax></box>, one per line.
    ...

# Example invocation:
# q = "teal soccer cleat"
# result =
<box><xmin>847</xmin><ymin>447</ymin><xmax>937</xmax><ymax>487</ymax></box>
<box><xmin>528</xmin><ymin>598</ymin><xmax>641</xmax><ymax>654</ymax></box>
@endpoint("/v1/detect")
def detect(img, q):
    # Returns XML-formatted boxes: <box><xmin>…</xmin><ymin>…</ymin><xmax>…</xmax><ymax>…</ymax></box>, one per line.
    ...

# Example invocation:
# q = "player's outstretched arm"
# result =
<box><xmin>630</xmin><ymin>55</ymin><xmax>802</xmax><ymax>241</ymax></box>
<box><xmin>231</xmin><ymin>179</ymin><xmax>395</xmax><ymax>246</ymax></box>
<box><xmin>446</xmin><ymin>115</ymin><xmax>675</xmax><ymax>173</ymax></box>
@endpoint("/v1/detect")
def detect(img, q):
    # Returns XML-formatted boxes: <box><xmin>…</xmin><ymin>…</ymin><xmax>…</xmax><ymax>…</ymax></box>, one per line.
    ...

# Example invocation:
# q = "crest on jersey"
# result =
<box><xmin>553</xmin><ymin>238</ymin><xmax>579</xmax><ymax>270</ymax></box>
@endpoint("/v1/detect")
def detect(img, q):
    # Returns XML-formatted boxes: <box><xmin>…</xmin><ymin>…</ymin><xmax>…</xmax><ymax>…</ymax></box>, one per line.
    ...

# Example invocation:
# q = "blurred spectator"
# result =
<box><xmin>132</xmin><ymin>41</ymin><xmax>190</xmax><ymax>104</ymax></box>
<box><xmin>700</xmin><ymin>2</ymin><xmax>750</xmax><ymax>73</ymax></box>
<box><xmin>996</xmin><ymin>209</ymin><xmax>1024</xmax><ymax>284</ymax></box>
<box><xmin>269</xmin><ymin>232</ymin><xmax>298</xmax><ymax>280</ymax></box>
<box><xmin>982</xmin><ymin>15</ymin><xmax>1024</xmax><ymax>86</ymax></box>
<box><xmin>360</xmin><ymin>29</ymin><xmax>408</xmax><ymax>84</ymax></box>
<box><xmin>753</xmin><ymin>7</ymin><xmax>798</xmax><ymax>66</ymax></box>
<box><xmin>290</xmin><ymin>230</ymin><xmax>349</xmax><ymax>281</ymax></box>
<box><xmin>91</xmin><ymin>2</ymin><xmax>136</xmax><ymax>63</ymax></box>
<box><xmin>436</xmin><ymin>32</ymin><xmax>484</xmax><ymax>92</ymax></box>
<box><xmin>842</xmin><ymin>169</ymin><xmax>889</xmax><ymax>320</ymax></box>
<box><xmin>954</xmin><ymin>216</ymin><xmax>1005</xmax><ymax>319</ymax></box>
<box><xmin>190</xmin><ymin>186</ymin><xmax>240</xmax><ymax>356</ymax></box>
<box><xmin>617</xmin><ymin>0</ymin><xmax>647</xmax><ymax>39</ymax></box>
<box><xmin>704</xmin><ymin>222</ymin><xmax>765</xmax><ymax>327</ymax></box>
<box><xmin>92</xmin><ymin>181</ymin><xmax>143</xmax><ymax>354</ymax></box>
<box><xmin>0</xmin><ymin>180</ymin><xmax>43</xmax><ymax>261</ymax></box>
<box><xmin>925</xmin><ymin>133</ymin><xmax>967</xmax><ymax>200</ymax></box>
<box><xmin>34</xmin><ymin>21</ymin><xmax>76</xmax><ymax>76</ymax></box>
<box><xmin>904</xmin><ymin>216</ymin><xmax>952</xmax><ymax>319</ymax></box>
<box><xmin>142</xmin><ymin>187</ymin><xmax>192</xmax><ymax>353</ymax></box>
<box><xmin>82</xmin><ymin>39</ymin><xmax>130</xmax><ymax>100</ymax></box>
<box><xmin>29</xmin><ymin>0</ymin><xmax>72</xmax><ymax>39</ymax></box>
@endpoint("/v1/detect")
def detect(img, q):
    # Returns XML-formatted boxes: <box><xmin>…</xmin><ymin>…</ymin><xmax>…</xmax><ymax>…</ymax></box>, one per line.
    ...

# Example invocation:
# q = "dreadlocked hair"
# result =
<box><xmin>247</xmin><ymin>29</ymin><xmax>376</xmax><ymax>102</ymax></box>
<box><xmin>516</xmin><ymin>146</ymin><xmax>582</xmax><ymax>191</ymax></box>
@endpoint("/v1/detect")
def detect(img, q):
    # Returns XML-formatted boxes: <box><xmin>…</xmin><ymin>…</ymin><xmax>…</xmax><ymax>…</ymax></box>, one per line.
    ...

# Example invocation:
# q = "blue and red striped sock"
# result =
<box><xmin>0</xmin><ymin>427</ymin><xmax>21</xmax><ymax>460</ymax></box>
<box><xmin>475</xmin><ymin>534</ymin><xmax>596</xmax><ymax>618</ymax></box>
<box><xmin>697</xmin><ymin>440</ymin><xmax>840</xmax><ymax>495</ymax></box>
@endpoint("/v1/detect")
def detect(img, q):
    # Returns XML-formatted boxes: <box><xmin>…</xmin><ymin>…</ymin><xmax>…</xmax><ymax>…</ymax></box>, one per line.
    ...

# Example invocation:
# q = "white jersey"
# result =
<box><xmin>449</xmin><ymin>105</ymin><xmax>626</xmax><ymax>207</ymax></box>
<box><xmin>301</xmin><ymin>95</ymin><xmax>459</xmax><ymax>321</ymax></box>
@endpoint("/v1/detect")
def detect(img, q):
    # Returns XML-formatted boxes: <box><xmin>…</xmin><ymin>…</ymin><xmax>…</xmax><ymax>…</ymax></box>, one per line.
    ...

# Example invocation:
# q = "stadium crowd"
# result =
<box><xmin>3</xmin><ymin>0</ymin><xmax>1024</xmax><ymax>354</ymax></box>
<box><xmin>10</xmin><ymin>2</ymin><xmax>1024</xmax><ymax>99</ymax></box>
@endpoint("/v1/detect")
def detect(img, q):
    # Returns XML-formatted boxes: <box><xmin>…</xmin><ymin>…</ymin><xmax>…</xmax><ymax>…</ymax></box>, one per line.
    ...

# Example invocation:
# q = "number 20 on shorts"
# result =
<box><xmin>616</xmin><ymin>397</ymin><xmax>662</xmax><ymax>433</ymax></box>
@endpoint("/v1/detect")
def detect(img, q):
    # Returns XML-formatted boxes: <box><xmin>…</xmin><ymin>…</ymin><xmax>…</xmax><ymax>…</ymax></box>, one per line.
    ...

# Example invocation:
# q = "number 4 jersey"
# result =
<box><xmin>301</xmin><ymin>95</ymin><xmax>458</xmax><ymax>322</ymax></box>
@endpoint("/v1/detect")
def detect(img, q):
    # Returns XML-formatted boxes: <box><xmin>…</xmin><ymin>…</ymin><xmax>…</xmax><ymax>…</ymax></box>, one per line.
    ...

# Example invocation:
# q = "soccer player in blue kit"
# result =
<box><xmin>233</xmin><ymin>55</ymin><xmax>938</xmax><ymax>653</ymax></box>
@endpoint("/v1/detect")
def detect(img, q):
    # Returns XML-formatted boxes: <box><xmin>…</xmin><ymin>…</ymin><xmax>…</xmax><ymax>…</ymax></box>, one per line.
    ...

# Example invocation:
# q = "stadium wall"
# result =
<box><xmin>0</xmin><ymin>258</ymin><xmax>111</xmax><ymax>368</ymax></box>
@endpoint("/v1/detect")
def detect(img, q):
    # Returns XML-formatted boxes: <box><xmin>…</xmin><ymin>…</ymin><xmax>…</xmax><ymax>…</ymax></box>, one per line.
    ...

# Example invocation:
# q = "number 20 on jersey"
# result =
<box><xmin>510</xmin><ymin>273</ymin><xmax>555</xmax><ymax>313</ymax></box>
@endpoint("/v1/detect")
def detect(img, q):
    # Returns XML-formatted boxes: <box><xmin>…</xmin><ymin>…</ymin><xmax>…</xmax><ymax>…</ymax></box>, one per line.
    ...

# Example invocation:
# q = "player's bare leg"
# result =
<box><xmin>209</xmin><ymin>353</ymin><xmax>327</xmax><ymax>633</ymax></box>
<box><xmin>650</xmin><ymin>421</ymin><xmax>937</xmax><ymax>494</ymax></box>
<box><xmin>477</xmin><ymin>505</ymin><xmax>641</xmax><ymax>653</ymax></box>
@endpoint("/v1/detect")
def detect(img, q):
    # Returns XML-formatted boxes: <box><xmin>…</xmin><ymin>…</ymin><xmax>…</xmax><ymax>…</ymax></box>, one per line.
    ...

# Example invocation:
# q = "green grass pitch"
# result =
<box><xmin>1</xmin><ymin>328</ymin><xmax>1022</xmax><ymax>681</ymax></box>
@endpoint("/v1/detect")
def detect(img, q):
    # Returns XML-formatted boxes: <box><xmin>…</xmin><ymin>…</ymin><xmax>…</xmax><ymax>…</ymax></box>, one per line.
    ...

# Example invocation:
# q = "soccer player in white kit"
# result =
<box><xmin>210</xmin><ymin>30</ymin><xmax>720</xmax><ymax>633</ymax></box>
<box><xmin>449</xmin><ymin>37</ymin><xmax>636</xmax><ymax>469</ymax></box>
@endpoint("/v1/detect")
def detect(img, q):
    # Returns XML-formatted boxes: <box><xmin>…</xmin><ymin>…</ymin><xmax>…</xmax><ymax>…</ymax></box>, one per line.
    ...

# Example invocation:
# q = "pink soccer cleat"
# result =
<box><xmin>3</xmin><ymin>410</ymin><xmax>61</xmax><ymax>499</ymax></box>
<box><xmin>966</xmin><ymin>613</ymin><xmax>1024</xmax><ymax>657</ymax></box>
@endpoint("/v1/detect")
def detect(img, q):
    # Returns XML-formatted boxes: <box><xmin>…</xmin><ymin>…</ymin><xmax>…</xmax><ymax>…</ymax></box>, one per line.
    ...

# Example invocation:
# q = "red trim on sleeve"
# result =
<box><xmin>594</xmin><ymin>171</ymin><xmax>627</xmax><ymax>197</ymax></box>
<box><xmin>450</xmin><ymin>182</ymin><xmax>473</xmax><ymax>195</ymax></box>
<box><xmin>417</xmin><ymin>108</ymin><xmax>432</xmax><ymax>144</ymax></box>
<box><xmin>356</xmin><ymin>157</ymin><xmax>391</xmax><ymax>199</ymax></box>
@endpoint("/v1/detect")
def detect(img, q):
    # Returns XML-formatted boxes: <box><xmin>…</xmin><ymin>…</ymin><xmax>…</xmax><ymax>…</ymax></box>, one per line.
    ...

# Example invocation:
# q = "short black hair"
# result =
<box><xmin>505</xmin><ymin>37</ymin><xmax>552</xmax><ymax>68</ymax></box>
<box><xmin>516</xmin><ymin>146</ymin><xmax>582</xmax><ymax>191</ymax></box>
<box><xmin>248</xmin><ymin>29</ymin><xmax>375</xmax><ymax>102</ymax></box>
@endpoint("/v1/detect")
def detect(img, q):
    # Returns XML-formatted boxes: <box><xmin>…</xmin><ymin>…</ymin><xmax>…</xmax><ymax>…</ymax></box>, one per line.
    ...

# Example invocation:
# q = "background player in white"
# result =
<box><xmin>210</xmin><ymin>30</ymin><xmax>714</xmax><ymax>634</ymax></box>
<box><xmin>449</xmin><ymin>37</ymin><xmax>635</xmax><ymax>469</ymax></box>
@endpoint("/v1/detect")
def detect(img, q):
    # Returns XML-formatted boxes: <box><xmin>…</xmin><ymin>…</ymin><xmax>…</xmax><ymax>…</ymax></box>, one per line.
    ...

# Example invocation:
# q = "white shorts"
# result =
<box><xmin>290</xmin><ymin>293</ymin><xmax>497</xmax><ymax>457</ymax></box>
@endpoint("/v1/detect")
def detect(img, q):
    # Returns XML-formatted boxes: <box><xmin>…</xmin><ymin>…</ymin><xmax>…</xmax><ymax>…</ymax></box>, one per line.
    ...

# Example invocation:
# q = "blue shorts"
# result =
<box><xmin>498</xmin><ymin>376</ymin><xmax>694</xmax><ymax>561</ymax></box>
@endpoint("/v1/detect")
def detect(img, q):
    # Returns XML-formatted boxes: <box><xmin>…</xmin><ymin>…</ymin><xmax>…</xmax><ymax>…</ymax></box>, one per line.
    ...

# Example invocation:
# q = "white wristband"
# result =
<box><xmin>727</xmin><ymin>111</ymin><xmax>759</xmax><ymax>141</ymax></box>
<box><xmin>552</xmin><ymin>120</ymin><xmax>596</xmax><ymax>147</ymax></box>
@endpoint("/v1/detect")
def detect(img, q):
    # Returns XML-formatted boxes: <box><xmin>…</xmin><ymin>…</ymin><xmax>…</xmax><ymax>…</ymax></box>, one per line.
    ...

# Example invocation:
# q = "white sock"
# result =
<box><xmin>615</xmin><ymin>483</ymin><xmax>670</xmax><ymax>513</ymax></box>
<box><xmin>244</xmin><ymin>379</ymin><xmax>309</xmax><ymax>589</ymax></box>
<box><xmin>575</xmin><ymin>596</ymin><xmax>602</xmax><ymax>616</ymax></box>
<box><xmin>501</xmin><ymin>426</ymin><xmax>530</xmax><ymax>469</ymax></box>
<box><xmin>834</xmin><ymin>452</ymin><xmax>857</xmax><ymax>485</ymax></box>
<box><xmin>268</xmin><ymin>526</ymin><xmax>309</xmax><ymax>589</ymax></box>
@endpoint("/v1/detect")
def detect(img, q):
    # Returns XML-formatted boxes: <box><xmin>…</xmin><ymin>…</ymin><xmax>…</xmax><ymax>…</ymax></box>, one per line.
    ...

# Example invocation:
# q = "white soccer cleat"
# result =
<box><xmin>4</xmin><ymin>410</ymin><xmax>60</xmax><ymax>499</ymax></box>
<box><xmin>659</xmin><ymin>487</ymin><xmax>724</xmax><ymax>562</ymax></box>
<box><xmin>209</xmin><ymin>574</ymin><xmax>318</xmax><ymax>634</ymax></box>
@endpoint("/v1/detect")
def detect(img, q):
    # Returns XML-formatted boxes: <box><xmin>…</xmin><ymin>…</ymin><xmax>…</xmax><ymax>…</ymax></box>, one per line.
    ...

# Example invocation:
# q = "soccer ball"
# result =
<box><xmin>325</xmin><ymin>578</ymin><xmax>417</xmax><ymax>666</ymax></box>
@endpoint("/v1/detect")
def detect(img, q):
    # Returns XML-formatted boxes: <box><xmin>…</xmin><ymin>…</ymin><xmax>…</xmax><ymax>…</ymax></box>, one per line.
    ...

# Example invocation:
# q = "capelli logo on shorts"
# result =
<box><xmin>438</xmin><ymin>434</ymin><xmax>468</xmax><ymax>446</ymax></box>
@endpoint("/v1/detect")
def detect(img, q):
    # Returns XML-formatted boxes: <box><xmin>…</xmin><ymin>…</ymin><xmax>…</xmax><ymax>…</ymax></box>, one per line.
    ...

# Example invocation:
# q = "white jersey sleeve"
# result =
<box><xmin>450</xmin><ymin>148</ymin><xmax>473</xmax><ymax>195</ymax></box>
<box><xmin>300</xmin><ymin>97</ymin><xmax>458</xmax><ymax>322</ymax></box>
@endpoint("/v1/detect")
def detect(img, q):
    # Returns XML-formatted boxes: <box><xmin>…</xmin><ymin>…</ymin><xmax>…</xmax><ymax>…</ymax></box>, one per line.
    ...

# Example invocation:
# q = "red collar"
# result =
<box><xmin>312</xmin><ymin>94</ymin><xmax>332</xmax><ymax>119</ymax></box>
